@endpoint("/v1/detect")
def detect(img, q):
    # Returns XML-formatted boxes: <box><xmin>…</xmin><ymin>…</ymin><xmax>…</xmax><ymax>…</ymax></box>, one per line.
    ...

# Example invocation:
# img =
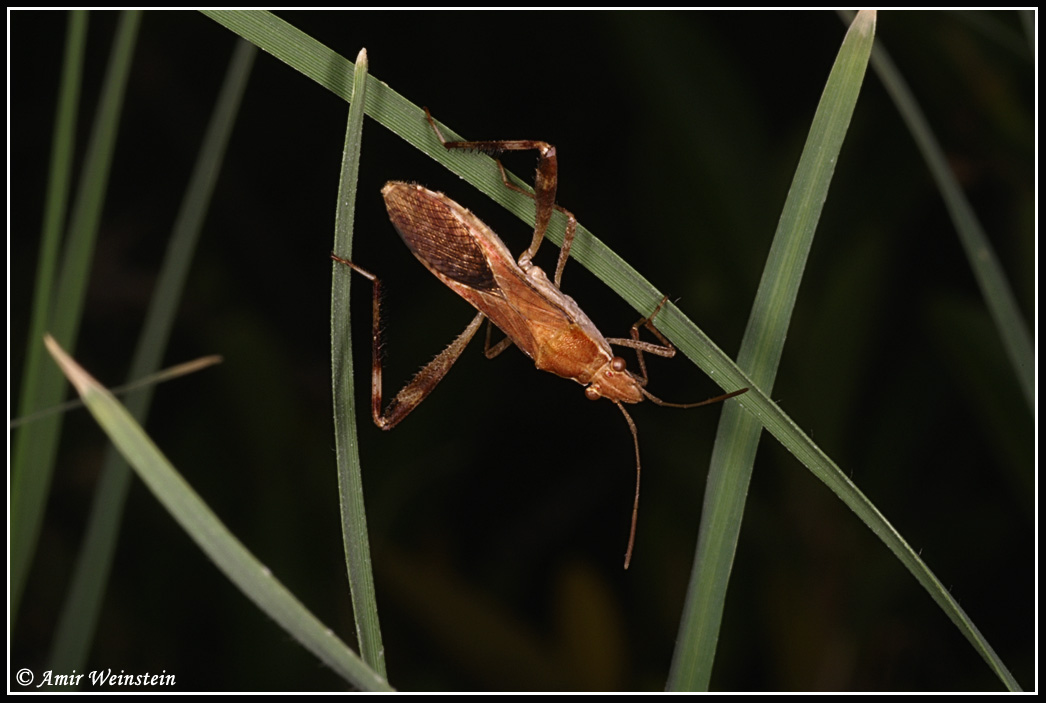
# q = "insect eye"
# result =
<box><xmin>585</xmin><ymin>386</ymin><xmax>601</xmax><ymax>401</ymax></box>
<box><xmin>611</xmin><ymin>356</ymin><xmax>627</xmax><ymax>372</ymax></box>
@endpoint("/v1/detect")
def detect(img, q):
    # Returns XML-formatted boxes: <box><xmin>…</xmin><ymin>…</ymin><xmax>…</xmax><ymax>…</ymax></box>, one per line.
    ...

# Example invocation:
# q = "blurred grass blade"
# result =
<box><xmin>10</xmin><ymin>355</ymin><xmax>223</xmax><ymax>428</ymax></box>
<box><xmin>865</xmin><ymin>24</ymin><xmax>1033</xmax><ymax>410</ymax></box>
<box><xmin>17</xmin><ymin>10</ymin><xmax>85</xmax><ymax>430</ymax></box>
<box><xmin>45</xmin><ymin>39</ymin><xmax>256</xmax><ymax>681</ymax></box>
<box><xmin>43</xmin><ymin>335</ymin><xmax>394</xmax><ymax>692</ymax></box>
<box><xmin>12</xmin><ymin>10</ymin><xmax>140</xmax><ymax>620</ymax></box>
<box><xmin>330</xmin><ymin>48</ymin><xmax>386</xmax><ymax>677</ymax></box>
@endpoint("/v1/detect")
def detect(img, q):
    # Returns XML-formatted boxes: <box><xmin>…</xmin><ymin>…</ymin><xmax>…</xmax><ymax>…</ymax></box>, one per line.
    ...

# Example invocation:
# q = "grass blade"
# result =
<box><xmin>866</xmin><ymin>22</ymin><xmax>1033</xmax><ymax>410</ymax></box>
<box><xmin>666</xmin><ymin>12</ymin><xmax>1020</xmax><ymax>691</ymax></box>
<box><xmin>44</xmin><ymin>336</ymin><xmax>393</xmax><ymax>691</ymax></box>
<box><xmin>12</xmin><ymin>10</ymin><xmax>141</xmax><ymax>619</ymax></box>
<box><xmin>45</xmin><ymin>39</ymin><xmax>257</xmax><ymax>680</ymax></box>
<box><xmin>669</xmin><ymin>11</ymin><xmax>868</xmax><ymax>689</ymax></box>
<box><xmin>329</xmin><ymin>47</ymin><xmax>387</xmax><ymax>677</ymax></box>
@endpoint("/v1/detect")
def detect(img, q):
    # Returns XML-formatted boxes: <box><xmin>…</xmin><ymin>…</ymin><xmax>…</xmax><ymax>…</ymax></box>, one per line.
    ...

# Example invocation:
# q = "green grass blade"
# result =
<box><xmin>46</xmin><ymin>39</ymin><xmax>257</xmax><ymax>681</ymax></box>
<box><xmin>43</xmin><ymin>336</ymin><xmax>393</xmax><ymax>692</ymax></box>
<box><xmin>16</xmin><ymin>10</ymin><xmax>86</xmax><ymax>430</ymax></box>
<box><xmin>199</xmin><ymin>12</ymin><xmax>573</xmax><ymax>253</ymax></box>
<box><xmin>12</xmin><ymin>10</ymin><xmax>141</xmax><ymax>619</ymax></box>
<box><xmin>668</xmin><ymin>11</ymin><xmax>868</xmax><ymax>689</ymax></box>
<box><xmin>666</xmin><ymin>12</ymin><xmax>1020</xmax><ymax>691</ymax></box>
<box><xmin>330</xmin><ymin>48</ymin><xmax>387</xmax><ymax>677</ymax></box>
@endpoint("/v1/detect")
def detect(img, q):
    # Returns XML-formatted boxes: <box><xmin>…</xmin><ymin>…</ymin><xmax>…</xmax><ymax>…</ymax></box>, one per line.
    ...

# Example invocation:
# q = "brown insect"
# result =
<box><xmin>333</xmin><ymin>109</ymin><xmax>747</xmax><ymax>568</ymax></box>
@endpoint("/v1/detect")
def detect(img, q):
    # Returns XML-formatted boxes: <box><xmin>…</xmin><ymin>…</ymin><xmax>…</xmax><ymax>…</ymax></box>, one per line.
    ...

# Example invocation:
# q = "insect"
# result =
<box><xmin>333</xmin><ymin>109</ymin><xmax>747</xmax><ymax>568</ymax></box>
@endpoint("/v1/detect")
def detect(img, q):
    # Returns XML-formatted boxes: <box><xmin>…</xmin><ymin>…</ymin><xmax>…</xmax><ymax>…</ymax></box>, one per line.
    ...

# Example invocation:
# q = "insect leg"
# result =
<box><xmin>482</xmin><ymin>319</ymin><xmax>514</xmax><ymax>360</ymax></box>
<box><xmin>424</xmin><ymin>108</ymin><xmax>577</xmax><ymax>289</ymax></box>
<box><xmin>607</xmin><ymin>295</ymin><xmax>749</xmax><ymax>407</ymax></box>
<box><xmin>332</xmin><ymin>254</ymin><xmax>486</xmax><ymax>430</ymax></box>
<box><xmin>605</xmin><ymin>296</ymin><xmax>678</xmax><ymax>385</ymax></box>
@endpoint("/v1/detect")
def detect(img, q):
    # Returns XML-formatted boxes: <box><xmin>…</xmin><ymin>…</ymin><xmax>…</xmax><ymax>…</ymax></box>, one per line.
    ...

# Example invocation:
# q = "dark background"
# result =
<box><xmin>10</xmin><ymin>10</ymin><xmax>1034</xmax><ymax>692</ymax></box>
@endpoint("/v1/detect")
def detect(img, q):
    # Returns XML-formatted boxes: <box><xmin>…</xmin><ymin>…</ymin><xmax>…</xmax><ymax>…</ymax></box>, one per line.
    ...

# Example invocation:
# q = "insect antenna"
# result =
<box><xmin>639</xmin><ymin>386</ymin><xmax>748</xmax><ymax>409</ymax></box>
<box><xmin>613</xmin><ymin>400</ymin><xmax>642</xmax><ymax>570</ymax></box>
<box><xmin>616</xmin><ymin>386</ymin><xmax>747</xmax><ymax>568</ymax></box>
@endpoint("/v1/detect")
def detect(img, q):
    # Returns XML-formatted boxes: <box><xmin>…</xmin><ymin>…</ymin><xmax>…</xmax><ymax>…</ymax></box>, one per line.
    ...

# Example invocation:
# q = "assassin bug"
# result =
<box><xmin>333</xmin><ymin>109</ymin><xmax>747</xmax><ymax>568</ymax></box>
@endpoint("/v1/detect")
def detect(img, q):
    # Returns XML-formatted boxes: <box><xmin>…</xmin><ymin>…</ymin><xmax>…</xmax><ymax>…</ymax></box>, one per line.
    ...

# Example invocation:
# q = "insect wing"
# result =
<box><xmin>382</xmin><ymin>181</ymin><xmax>501</xmax><ymax>293</ymax></box>
<box><xmin>383</xmin><ymin>182</ymin><xmax>547</xmax><ymax>355</ymax></box>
